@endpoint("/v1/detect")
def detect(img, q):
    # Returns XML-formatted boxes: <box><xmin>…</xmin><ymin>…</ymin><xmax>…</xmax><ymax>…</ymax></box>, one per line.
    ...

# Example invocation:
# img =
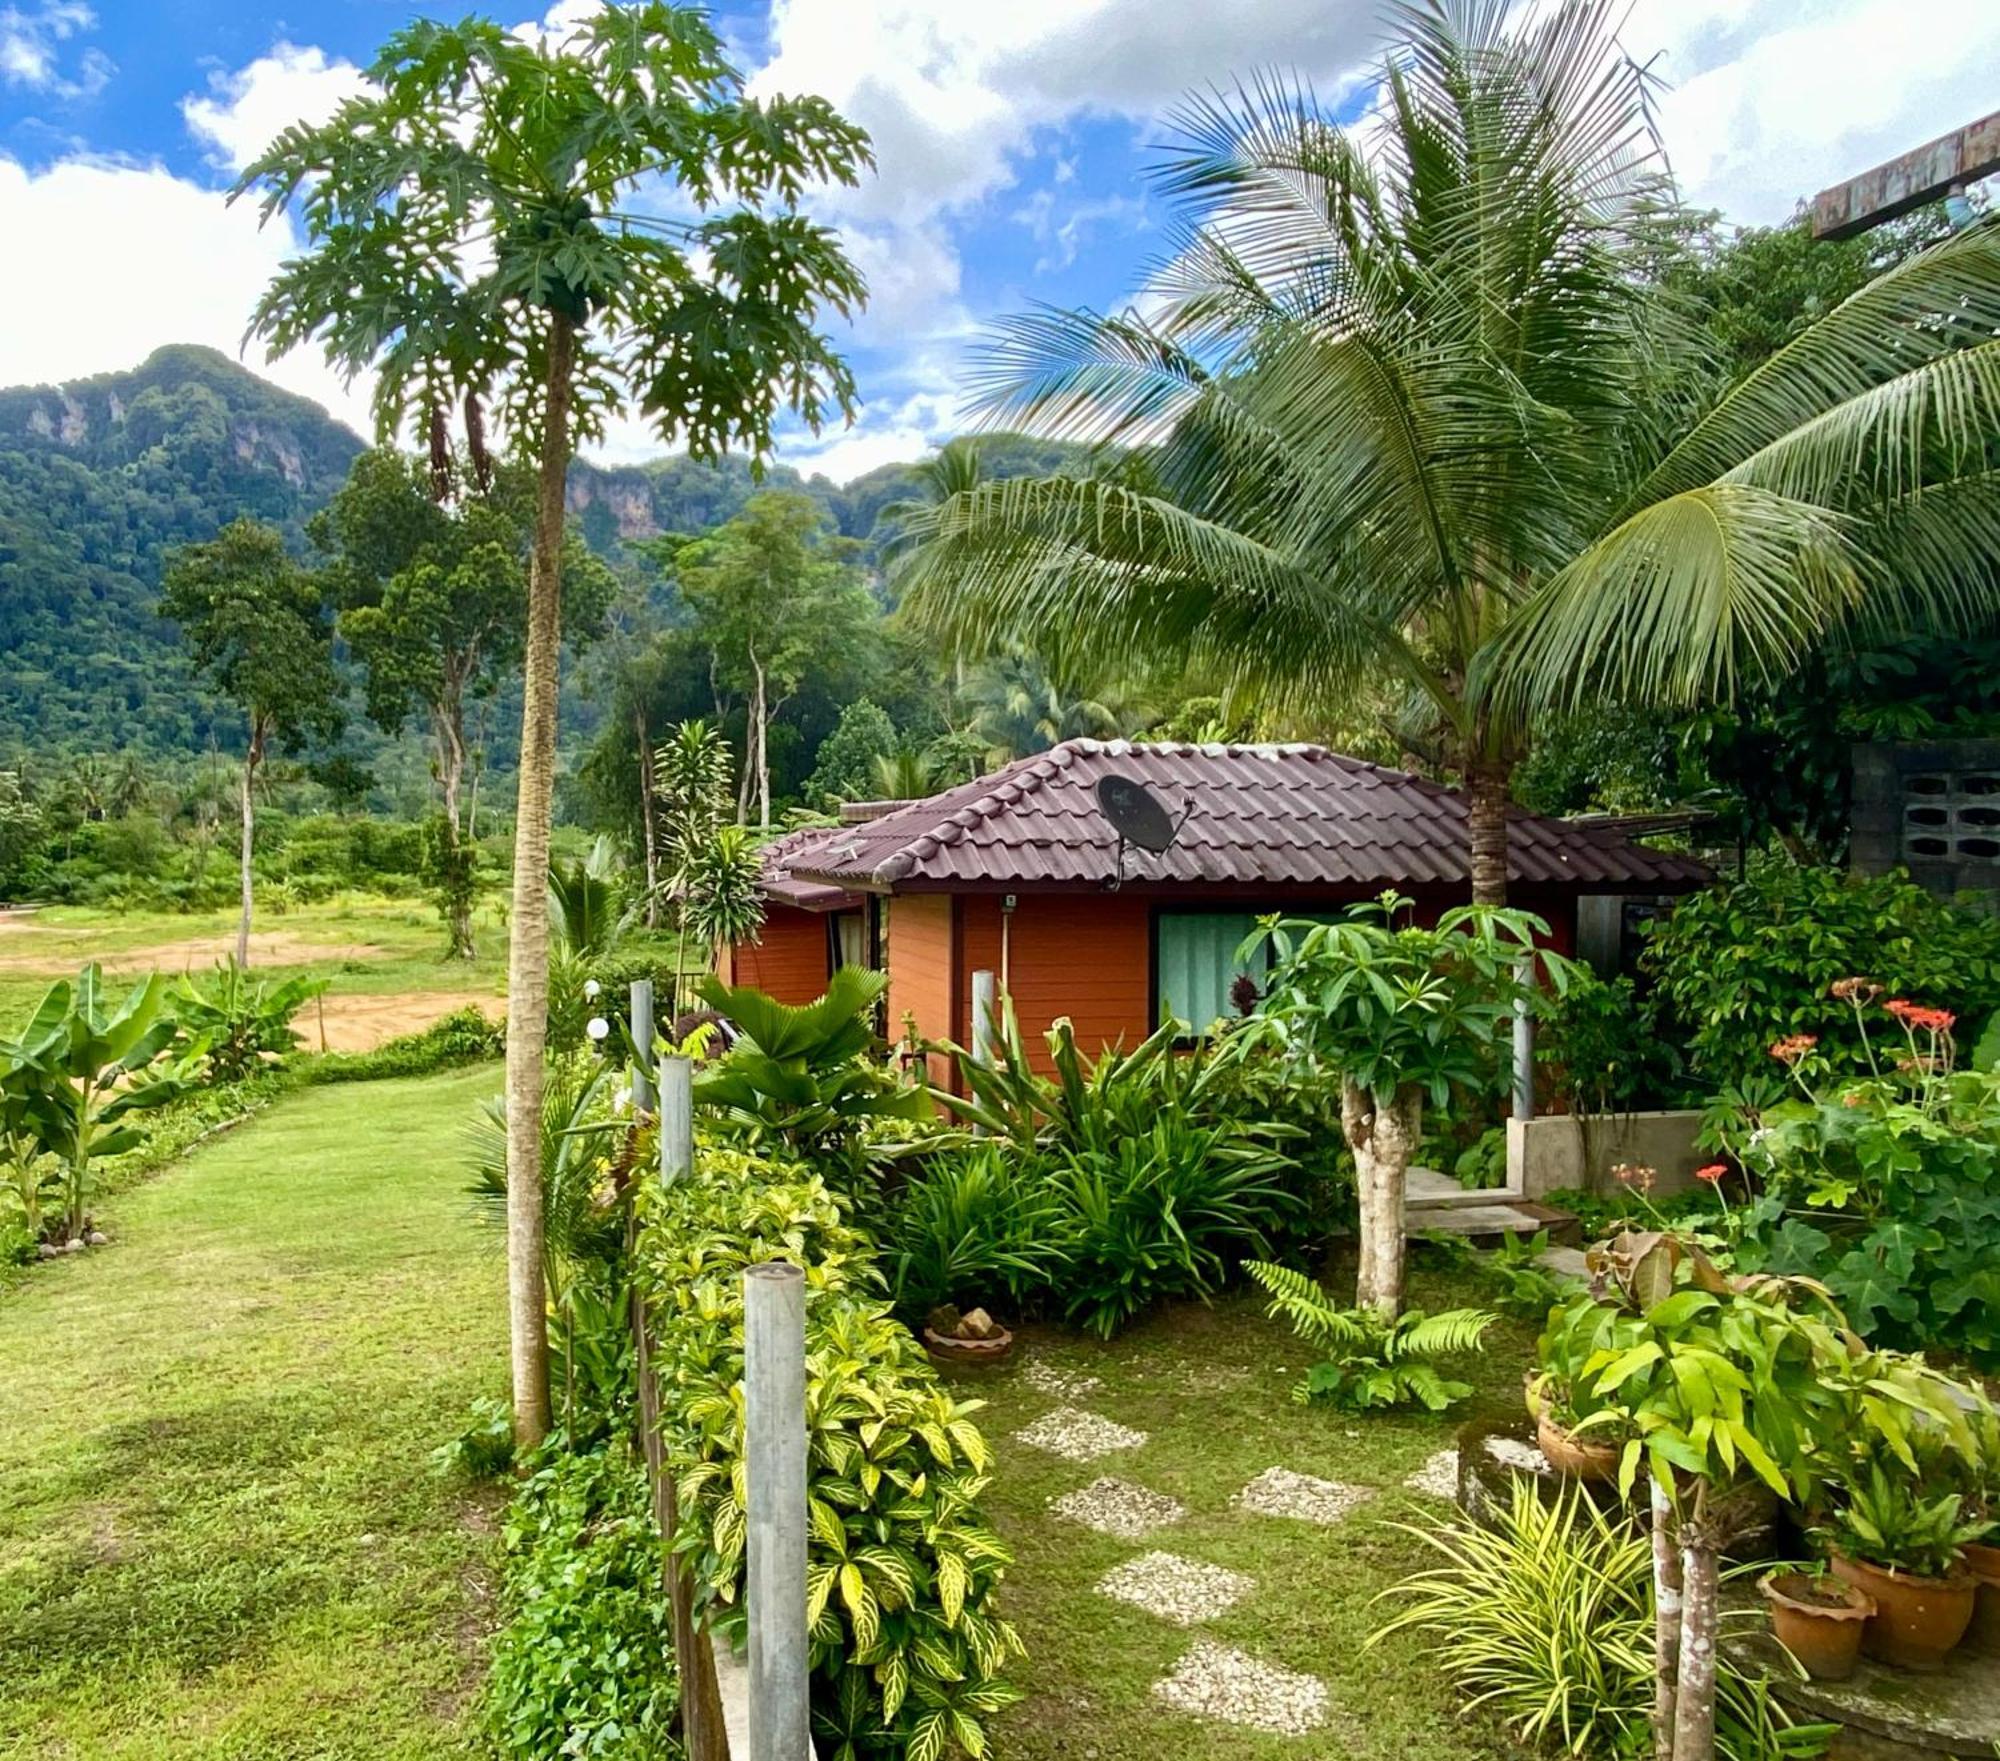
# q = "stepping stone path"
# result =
<box><xmin>1020</xmin><ymin>1359</ymin><xmax>1103</xmax><ymax>1402</ymax></box>
<box><xmin>1232</xmin><ymin>1465</ymin><xmax>1371</xmax><ymax>1527</ymax></box>
<box><xmin>1013</xmin><ymin>1405</ymin><xmax>1147</xmax><ymax>1462</ymax></box>
<box><xmin>1097</xmin><ymin>1550</ymin><xmax>1255</xmax><ymax>1626</ymax></box>
<box><xmin>1403</xmin><ymin>1447</ymin><xmax>1460</xmax><ymax>1499</ymax></box>
<box><xmin>1051</xmin><ymin>1475</ymin><xmax>1184</xmax><ymax>1539</ymax></box>
<box><xmin>1153</xmin><ymin>1640</ymin><xmax>1330</xmax><ymax>1736</ymax></box>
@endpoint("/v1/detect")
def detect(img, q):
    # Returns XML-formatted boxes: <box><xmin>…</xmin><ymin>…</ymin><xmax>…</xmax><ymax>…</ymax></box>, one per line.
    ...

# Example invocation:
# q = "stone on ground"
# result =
<box><xmin>1020</xmin><ymin>1360</ymin><xmax>1104</xmax><ymax>1402</ymax></box>
<box><xmin>1152</xmin><ymin>1640</ymin><xmax>1329</xmax><ymax>1735</ymax></box>
<box><xmin>1050</xmin><ymin>1475</ymin><xmax>1185</xmax><ymax>1539</ymax></box>
<box><xmin>1014</xmin><ymin>1405</ymin><xmax>1146</xmax><ymax>1462</ymax></box>
<box><xmin>1404</xmin><ymin>1448</ymin><xmax>1459</xmax><ymax>1499</ymax></box>
<box><xmin>1232</xmin><ymin>1465</ymin><xmax>1372</xmax><ymax>1526</ymax></box>
<box><xmin>1096</xmin><ymin>1550</ymin><xmax>1254</xmax><ymax>1626</ymax></box>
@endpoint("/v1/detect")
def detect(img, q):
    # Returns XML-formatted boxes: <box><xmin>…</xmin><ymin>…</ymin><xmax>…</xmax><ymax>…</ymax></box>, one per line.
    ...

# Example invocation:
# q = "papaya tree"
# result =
<box><xmin>159</xmin><ymin>519</ymin><xmax>341</xmax><ymax>967</ymax></box>
<box><xmin>235</xmin><ymin>3</ymin><xmax>870</xmax><ymax>1446</ymax></box>
<box><xmin>1245</xmin><ymin>893</ymin><xmax>1568</xmax><ymax>1315</ymax></box>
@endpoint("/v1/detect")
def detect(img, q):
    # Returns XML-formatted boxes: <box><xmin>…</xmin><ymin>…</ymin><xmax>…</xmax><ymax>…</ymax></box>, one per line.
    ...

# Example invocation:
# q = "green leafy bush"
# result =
<box><xmin>1374</xmin><ymin>1481</ymin><xmax>1824</xmax><ymax>1761</ymax></box>
<box><xmin>1722</xmin><ymin>995</ymin><xmax>2000</xmax><ymax>1361</ymax></box>
<box><xmin>1644</xmin><ymin>861</ymin><xmax>2000</xmax><ymax>1092</ymax></box>
<box><xmin>883</xmin><ymin>1141</ymin><xmax>1070</xmax><ymax>1319</ymax></box>
<box><xmin>1537</xmin><ymin>968</ymin><xmax>1684</xmax><ymax>1114</ymax></box>
<box><xmin>0</xmin><ymin>1218</ymin><xmax>35</xmax><ymax>1266</ymax></box>
<box><xmin>307</xmin><ymin>1005</ymin><xmax>504</xmax><ymax>1083</ymax></box>
<box><xmin>487</xmin><ymin>1438</ymin><xmax>678</xmax><ymax>1760</ymax></box>
<box><xmin>171</xmin><ymin>959</ymin><xmax>328</xmax><ymax>1083</ymax></box>
<box><xmin>1246</xmin><ymin>1260</ymin><xmax>1492</xmax><ymax>1410</ymax></box>
<box><xmin>431</xmin><ymin>1395</ymin><xmax>516</xmax><ymax>1481</ymax></box>
<box><xmin>635</xmin><ymin>1145</ymin><xmax>1021</xmax><ymax>1761</ymax></box>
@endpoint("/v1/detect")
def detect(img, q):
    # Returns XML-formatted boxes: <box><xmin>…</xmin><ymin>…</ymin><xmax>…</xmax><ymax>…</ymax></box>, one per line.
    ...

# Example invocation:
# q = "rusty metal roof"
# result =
<box><xmin>777</xmin><ymin>739</ymin><xmax>1710</xmax><ymax>895</ymax></box>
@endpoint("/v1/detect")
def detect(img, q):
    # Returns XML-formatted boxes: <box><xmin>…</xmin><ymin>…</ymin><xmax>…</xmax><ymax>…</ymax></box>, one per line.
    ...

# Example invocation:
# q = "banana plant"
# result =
<box><xmin>0</xmin><ymin>966</ymin><xmax>186</xmax><ymax>1241</ymax></box>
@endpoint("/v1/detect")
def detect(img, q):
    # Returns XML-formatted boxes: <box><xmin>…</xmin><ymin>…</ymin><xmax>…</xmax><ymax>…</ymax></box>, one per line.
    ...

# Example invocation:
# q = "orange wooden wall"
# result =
<box><xmin>725</xmin><ymin>906</ymin><xmax>829</xmax><ymax>1007</ymax></box>
<box><xmin>887</xmin><ymin>893</ymin><xmax>955</xmax><ymax>1083</ymax></box>
<box><xmin>956</xmin><ymin>892</ymin><xmax>1153</xmax><ymax>1077</ymax></box>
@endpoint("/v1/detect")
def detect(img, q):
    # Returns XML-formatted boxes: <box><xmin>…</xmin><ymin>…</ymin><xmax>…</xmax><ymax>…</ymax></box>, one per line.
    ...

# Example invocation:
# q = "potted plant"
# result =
<box><xmin>921</xmin><ymin>1303</ymin><xmax>1015</xmax><ymax>1369</ymax></box>
<box><xmin>1964</xmin><ymin>1537</ymin><xmax>2000</xmax><ymax>1657</ymax></box>
<box><xmin>1527</xmin><ymin>1300</ymin><xmax>1627</xmax><ymax>1482</ymax></box>
<box><xmin>1820</xmin><ymin>1464</ymin><xmax>1985</xmax><ymax>1670</ymax></box>
<box><xmin>1758</xmin><ymin>1566</ymin><xmax>1875</xmax><ymax>1681</ymax></box>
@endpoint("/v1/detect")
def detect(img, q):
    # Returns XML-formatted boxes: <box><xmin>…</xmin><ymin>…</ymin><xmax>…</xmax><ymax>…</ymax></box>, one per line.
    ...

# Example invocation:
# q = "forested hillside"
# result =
<box><xmin>0</xmin><ymin>345</ymin><xmax>1080</xmax><ymax>764</ymax></box>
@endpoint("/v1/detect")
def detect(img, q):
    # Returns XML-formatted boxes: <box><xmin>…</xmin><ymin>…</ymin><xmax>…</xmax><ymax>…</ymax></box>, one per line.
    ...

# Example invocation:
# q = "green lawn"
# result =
<box><xmin>0</xmin><ymin>1065</ymin><xmax>508</xmax><ymax>1760</ymax></box>
<box><xmin>974</xmin><ymin>1264</ymin><xmax>1535</xmax><ymax>1761</ymax></box>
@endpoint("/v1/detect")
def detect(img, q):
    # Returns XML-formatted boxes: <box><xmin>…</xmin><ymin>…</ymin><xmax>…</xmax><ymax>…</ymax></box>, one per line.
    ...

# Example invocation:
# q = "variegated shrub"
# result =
<box><xmin>635</xmin><ymin>1146</ymin><xmax>1023</xmax><ymax>1761</ymax></box>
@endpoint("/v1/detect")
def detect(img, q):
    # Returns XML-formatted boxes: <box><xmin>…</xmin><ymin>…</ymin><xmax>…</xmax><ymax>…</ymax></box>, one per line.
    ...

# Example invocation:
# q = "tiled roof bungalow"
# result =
<box><xmin>721</xmin><ymin>739</ymin><xmax>1709</xmax><ymax>1086</ymax></box>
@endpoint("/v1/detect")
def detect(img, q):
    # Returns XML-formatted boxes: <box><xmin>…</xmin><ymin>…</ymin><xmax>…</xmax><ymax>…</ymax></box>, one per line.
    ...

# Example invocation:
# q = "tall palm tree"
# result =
<box><xmin>958</xmin><ymin>646</ymin><xmax>1143</xmax><ymax>766</ymax></box>
<box><xmin>897</xmin><ymin>0</ymin><xmax>2000</xmax><ymax>902</ymax></box>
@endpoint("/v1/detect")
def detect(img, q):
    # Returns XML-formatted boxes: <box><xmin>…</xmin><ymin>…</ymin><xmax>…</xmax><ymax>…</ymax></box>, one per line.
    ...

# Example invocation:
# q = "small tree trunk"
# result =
<box><xmin>1650</xmin><ymin>1475</ymin><xmax>1683</xmax><ymax>1761</ymax></box>
<box><xmin>438</xmin><ymin>701</ymin><xmax>474</xmax><ymax>960</ymax></box>
<box><xmin>503</xmin><ymin>309</ymin><xmax>577</xmax><ymax>1453</ymax></box>
<box><xmin>1672</xmin><ymin>1521</ymin><xmax>1721</xmax><ymax>1761</ymax></box>
<box><xmin>636</xmin><ymin>704</ymin><xmax>659</xmax><ymax>929</ymax></box>
<box><xmin>1464</xmin><ymin>752</ymin><xmax>1513</xmax><ymax>907</ymax></box>
<box><xmin>750</xmin><ymin>650</ymin><xmax>771</xmax><ymax>831</ymax></box>
<box><xmin>237</xmin><ymin>717</ymin><xmax>265</xmax><ymax>969</ymax></box>
<box><xmin>1341</xmin><ymin>1076</ymin><xmax>1422</xmax><ymax>1316</ymax></box>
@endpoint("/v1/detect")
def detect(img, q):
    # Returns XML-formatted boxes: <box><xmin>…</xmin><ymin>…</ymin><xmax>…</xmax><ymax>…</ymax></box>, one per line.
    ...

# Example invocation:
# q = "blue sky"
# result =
<box><xmin>3</xmin><ymin>0</ymin><xmax>1998</xmax><ymax>480</ymax></box>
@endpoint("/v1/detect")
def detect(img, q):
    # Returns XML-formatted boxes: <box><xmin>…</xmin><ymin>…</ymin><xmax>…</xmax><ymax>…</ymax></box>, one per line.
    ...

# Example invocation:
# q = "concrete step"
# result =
<box><xmin>1406</xmin><ymin>1165</ymin><xmax>1524</xmax><ymax>1210</ymax></box>
<box><xmin>1406</xmin><ymin>1196</ymin><xmax>1580</xmax><ymax>1245</ymax></box>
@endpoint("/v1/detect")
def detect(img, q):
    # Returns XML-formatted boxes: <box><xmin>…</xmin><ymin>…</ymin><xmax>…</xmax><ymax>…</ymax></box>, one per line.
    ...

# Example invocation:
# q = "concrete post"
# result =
<box><xmin>744</xmin><ymin>1261</ymin><xmax>809</xmax><ymax>1761</ymax></box>
<box><xmin>970</xmin><ymin>969</ymin><xmax>997</xmax><ymax>1067</ymax></box>
<box><xmin>631</xmin><ymin>979</ymin><xmax>655</xmax><ymax>1115</ymax></box>
<box><xmin>658</xmin><ymin>1055</ymin><xmax>693</xmax><ymax>1186</ymax></box>
<box><xmin>1512</xmin><ymin>958</ymin><xmax>1535</xmax><ymax>1123</ymax></box>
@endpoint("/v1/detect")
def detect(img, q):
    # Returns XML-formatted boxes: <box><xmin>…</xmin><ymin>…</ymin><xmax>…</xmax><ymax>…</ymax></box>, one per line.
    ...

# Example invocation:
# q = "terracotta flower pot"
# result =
<box><xmin>1829</xmin><ymin>1552</ymin><xmax>1977</xmax><ymax>1671</ymax></box>
<box><xmin>922</xmin><ymin>1323</ymin><xmax>1014</xmax><ymax>1369</ymax></box>
<box><xmin>1962</xmin><ymin>1540</ymin><xmax>2000</xmax><ymax>1657</ymax></box>
<box><xmin>1760</xmin><ymin>1571</ymin><xmax>1875</xmax><ymax>1681</ymax></box>
<box><xmin>1533</xmin><ymin>1411</ymin><xmax>1621</xmax><ymax>1482</ymax></box>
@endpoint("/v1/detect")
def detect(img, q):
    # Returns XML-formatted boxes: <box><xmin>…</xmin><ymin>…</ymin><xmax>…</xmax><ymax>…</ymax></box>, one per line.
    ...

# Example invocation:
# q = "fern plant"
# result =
<box><xmin>1246</xmin><ymin>1260</ymin><xmax>1493</xmax><ymax>1411</ymax></box>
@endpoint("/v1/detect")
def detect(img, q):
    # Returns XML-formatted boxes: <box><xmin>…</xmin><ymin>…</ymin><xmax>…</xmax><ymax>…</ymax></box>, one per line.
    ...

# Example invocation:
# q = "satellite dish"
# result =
<box><xmin>1096</xmin><ymin>775</ymin><xmax>1179</xmax><ymax>853</ymax></box>
<box><xmin>1096</xmin><ymin>773</ymin><xmax>1192</xmax><ymax>888</ymax></box>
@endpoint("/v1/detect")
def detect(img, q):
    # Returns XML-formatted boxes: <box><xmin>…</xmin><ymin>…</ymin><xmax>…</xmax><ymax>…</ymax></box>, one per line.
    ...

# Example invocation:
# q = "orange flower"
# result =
<box><xmin>1695</xmin><ymin>1163</ymin><xmax>1728</xmax><ymax>1184</ymax></box>
<box><xmin>1770</xmin><ymin>1034</ymin><xmax>1819</xmax><ymax>1064</ymax></box>
<box><xmin>1886</xmin><ymin>999</ymin><xmax>1956</xmax><ymax>1034</ymax></box>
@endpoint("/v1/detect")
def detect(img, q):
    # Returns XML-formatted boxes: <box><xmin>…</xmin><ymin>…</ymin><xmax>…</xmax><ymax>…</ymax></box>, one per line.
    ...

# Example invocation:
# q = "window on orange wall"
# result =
<box><xmin>1154</xmin><ymin>912</ymin><xmax>1264</xmax><ymax>1034</ymax></box>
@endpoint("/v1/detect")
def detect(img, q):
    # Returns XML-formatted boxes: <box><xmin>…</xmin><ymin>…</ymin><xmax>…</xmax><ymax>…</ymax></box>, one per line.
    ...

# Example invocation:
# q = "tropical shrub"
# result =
<box><xmin>694</xmin><ymin>970</ymin><xmax>930</xmax><ymax>1183</ymax></box>
<box><xmin>1643</xmin><ymin>861</ymin><xmax>2000</xmax><ymax>1093</ymax></box>
<box><xmin>1051</xmin><ymin>1123</ymin><xmax>1296</xmax><ymax>1338</ymax></box>
<box><xmin>1435</xmin><ymin>1230</ymin><xmax>1574</xmax><ymax>1324</ymax></box>
<box><xmin>307</xmin><ymin>1005</ymin><xmax>504</xmax><ymax>1083</ymax></box>
<box><xmin>487</xmin><ymin>1437</ymin><xmax>678</xmax><ymax>1760</ymax></box>
<box><xmin>1375</xmin><ymin>1481</ymin><xmax>1827</xmax><ymax>1761</ymax></box>
<box><xmin>1818</xmin><ymin>1462</ymin><xmax>1990</xmax><ymax>1580</ymax></box>
<box><xmin>1537</xmin><ymin>968</ymin><xmax>1684</xmax><ymax>1116</ymax></box>
<box><xmin>0</xmin><ymin>966</ymin><xmax>185</xmax><ymax>1240</ymax></box>
<box><xmin>634</xmin><ymin>1145</ymin><xmax>1021</xmax><ymax>1761</ymax></box>
<box><xmin>1719</xmin><ymin>989</ymin><xmax>2000</xmax><ymax>1361</ymax></box>
<box><xmin>1246</xmin><ymin>1260</ymin><xmax>1491</xmax><ymax>1411</ymax></box>
<box><xmin>171</xmin><ymin>959</ymin><xmax>328</xmax><ymax>1082</ymax></box>
<box><xmin>883</xmin><ymin>1141</ymin><xmax>1070</xmax><ymax>1319</ymax></box>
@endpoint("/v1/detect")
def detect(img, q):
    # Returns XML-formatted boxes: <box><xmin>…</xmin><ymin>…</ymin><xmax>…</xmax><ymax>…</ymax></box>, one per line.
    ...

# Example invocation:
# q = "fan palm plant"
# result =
<box><xmin>895</xmin><ymin>0</ymin><xmax>2000</xmax><ymax>902</ymax></box>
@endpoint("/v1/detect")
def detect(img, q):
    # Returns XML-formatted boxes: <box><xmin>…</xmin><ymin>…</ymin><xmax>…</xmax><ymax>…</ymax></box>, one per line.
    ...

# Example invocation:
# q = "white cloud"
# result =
<box><xmin>181</xmin><ymin>41</ymin><xmax>366</xmax><ymax>172</ymax></box>
<box><xmin>1628</xmin><ymin>0</ymin><xmax>2000</xmax><ymax>225</ymax></box>
<box><xmin>1</xmin><ymin>0</ymin><xmax>109</xmax><ymax>97</ymax></box>
<box><xmin>0</xmin><ymin>153</ymin><xmax>374</xmax><ymax>438</ymax></box>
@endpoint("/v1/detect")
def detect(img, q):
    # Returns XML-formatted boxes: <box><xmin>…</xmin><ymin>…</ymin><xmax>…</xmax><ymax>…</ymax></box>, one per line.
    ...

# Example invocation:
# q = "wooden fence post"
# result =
<box><xmin>745</xmin><ymin>1260</ymin><xmax>810</xmax><ymax>1761</ymax></box>
<box><xmin>630</xmin><ymin>1052</ymin><xmax>727</xmax><ymax>1760</ymax></box>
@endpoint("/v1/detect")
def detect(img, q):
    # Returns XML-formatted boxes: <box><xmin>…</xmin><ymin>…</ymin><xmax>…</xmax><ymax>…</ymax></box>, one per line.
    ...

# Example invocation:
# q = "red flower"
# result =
<box><xmin>1770</xmin><ymin>1034</ymin><xmax>1819</xmax><ymax>1064</ymax></box>
<box><xmin>1695</xmin><ymin>1163</ymin><xmax>1728</xmax><ymax>1185</ymax></box>
<box><xmin>1884</xmin><ymin>999</ymin><xmax>1956</xmax><ymax>1034</ymax></box>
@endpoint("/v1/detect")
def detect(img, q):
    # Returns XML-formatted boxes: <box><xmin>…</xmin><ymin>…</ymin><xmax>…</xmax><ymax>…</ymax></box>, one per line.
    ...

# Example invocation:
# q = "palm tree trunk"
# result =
<box><xmin>237</xmin><ymin>716</ymin><xmax>265</xmax><ymax>968</ymax></box>
<box><xmin>503</xmin><ymin>309</ymin><xmax>577</xmax><ymax>1452</ymax></box>
<box><xmin>438</xmin><ymin>698</ymin><xmax>474</xmax><ymax>960</ymax></box>
<box><xmin>1464</xmin><ymin>754</ymin><xmax>1512</xmax><ymax>906</ymax></box>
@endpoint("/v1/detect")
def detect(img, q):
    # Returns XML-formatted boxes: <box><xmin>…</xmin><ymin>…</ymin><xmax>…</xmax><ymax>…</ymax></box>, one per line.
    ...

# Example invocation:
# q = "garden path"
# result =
<box><xmin>0</xmin><ymin>1064</ymin><xmax>505</xmax><ymax>1760</ymax></box>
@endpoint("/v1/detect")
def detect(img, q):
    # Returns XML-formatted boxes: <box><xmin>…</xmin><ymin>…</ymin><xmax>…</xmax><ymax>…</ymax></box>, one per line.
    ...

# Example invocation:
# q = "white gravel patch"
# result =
<box><xmin>1483</xmin><ymin>1434</ymin><xmax>1551</xmax><ymax>1474</ymax></box>
<box><xmin>1403</xmin><ymin>1448</ymin><xmax>1459</xmax><ymax>1499</ymax></box>
<box><xmin>1014</xmin><ymin>1406</ymin><xmax>1147</xmax><ymax>1462</ymax></box>
<box><xmin>1232</xmin><ymin>1466</ymin><xmax>1372</xmax><ymax>1527</ymax></box>
<box><xmin>1152</xmin><ymin>1640</ymin><xmax>1329</xmax><ymax>1734</ymax></box>
<box><xmin>1050</xmin><ymin>1476</ymin><xmax>1185</xmax><ymax>1539</ymax></box>
<box><xmin>1021</xmin><ymin>1360</ymin><xmax>1104</xmax><ymax>1402</ymax></box>
<box><xmin>1096</xmin><ymin>1550</ymin><xmax>1254</xmax><ymax>1626</ymax></box>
